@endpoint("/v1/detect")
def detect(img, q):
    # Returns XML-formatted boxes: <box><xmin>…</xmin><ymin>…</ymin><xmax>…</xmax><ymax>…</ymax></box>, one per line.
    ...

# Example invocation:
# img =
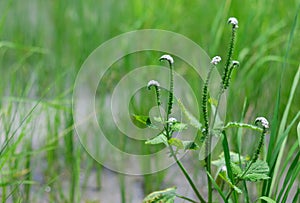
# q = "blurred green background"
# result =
<box><xmin>1</xmin><ymin>0</ymin><xmax>299</xmax><ymax>118</ymax></box>
<box><xmin>0</xmin><ymin>0</ymin><xmax>299</xmax><ymax>202</ymax></box>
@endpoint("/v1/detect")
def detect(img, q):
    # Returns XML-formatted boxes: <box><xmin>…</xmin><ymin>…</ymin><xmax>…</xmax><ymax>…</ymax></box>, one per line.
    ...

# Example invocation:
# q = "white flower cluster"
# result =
<box><xmin>211</xmin><ymin>56</ymin><xmax>222</xmax><ymax>65</ymax></box>
<box><xmin>168</xmin><ymin>117</ymin><xmax>177</xmax><ymax>123</ymax></box>
<box><xmin>159</xmin><ymin>54</ymin><xmax>174</xmax><ymax>64</ymax></box>
<box><xmin>255</xmin><ymin>117</ymin><xmax>269</xmax><ymax>129</ymax></box>
<box><xmin>232</xmin><ymin>60</ymin><xmax>240</xmax><ymax>67</ymax></box>
<box><xmin>147</xmin><ymin>80</ymin><xmax>160</xmax><ymax>89</ymax></box>
<box><xmin>228</xmin><ymin>17</ymin><xmax>238</xmax><ymax>29</ymax></box>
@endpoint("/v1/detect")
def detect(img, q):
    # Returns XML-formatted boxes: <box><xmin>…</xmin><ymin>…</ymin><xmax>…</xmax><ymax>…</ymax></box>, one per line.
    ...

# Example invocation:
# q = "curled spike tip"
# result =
<box><xmin>255</xmin><ymin>117</ymin><xmax>269</xmax><ymax>129</ymax></box>
<box><xmin>228</xmin><ymin>17</ymin><xmax>239</xmax><ymax>29</ymax></box>
<box><xmin>159</xmin><ymin>54</ymin><xmax>174</xmax><ymax>64</ymax></box>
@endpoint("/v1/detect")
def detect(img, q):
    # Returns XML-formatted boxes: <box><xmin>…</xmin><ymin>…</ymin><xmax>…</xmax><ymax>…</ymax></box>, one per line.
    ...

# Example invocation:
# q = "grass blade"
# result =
<box><xmin>297</xmin><ymin>121</ymin><xmax>300</xmax><ymax>148</ymax></box>
<box><xmin>269</xmin><ymin>66</ymin><xmax>300</xmax><ymax>195</ymax></box>
<box><xmin>206</xmin><ymin>171</ymin><xmax>227</xmax><ymax>202</ymax></box>
<box><xmin>276</xmin><ymin>151</ymin><xmax>300</xmax><ymax>202</ymax></box>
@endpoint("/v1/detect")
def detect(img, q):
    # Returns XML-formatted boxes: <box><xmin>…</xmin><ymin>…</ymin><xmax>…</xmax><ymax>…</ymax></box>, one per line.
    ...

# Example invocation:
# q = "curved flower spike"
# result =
<box><xmin>228</xmin><ymin>17</ymin><xmax>239</xmax><ymax>29</ymax></box>
<box><xmin>159</xmin><ymin>54</ymin><xmax>174</xmax><ymax>65</ymax></box>
<box><xmin>232</xmin><ymin>60</ymin><xmax>240</xmax><ymax>67</ymax></box>
<box><xmin>255</xmin><ymin>117</ymin><xmax>269</xmax><ymax>129</ymax></box>
<box><xmin>147</xmin><ymin>80</ymin><xmax>160</xmax><ymax>90</ymax></box>
<box><xmin>211</xmin><ymin>56</ymin><xmax>222</xmax><ymax>65</ymax></box>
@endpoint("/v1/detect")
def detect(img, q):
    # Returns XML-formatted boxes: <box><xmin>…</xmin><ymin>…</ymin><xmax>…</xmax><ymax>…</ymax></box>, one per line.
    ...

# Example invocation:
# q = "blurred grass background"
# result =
<box><xmin>0</xmin><ymin>0</ymin><xmax>299</xmax><ymax>202</ymax></box>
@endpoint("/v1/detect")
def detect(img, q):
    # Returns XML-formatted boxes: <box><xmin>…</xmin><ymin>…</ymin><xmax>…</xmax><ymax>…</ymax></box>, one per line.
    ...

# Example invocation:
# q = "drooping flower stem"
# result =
<box><xmin>202</xmin><ymin>56</ymin><xmax>220</xmax><ymax>203</ymax></box>
<box><xmin>224</xmin><ymin>61</ymin><xmax>239</xmax><ymax>90</ymax></box>
<box><xmin>147</xmin><ymin>80</ymin><xmax>161</xmax><ymax>106</ymax></box>
<box><xmin>222</xmin><ymin>17</ymin><xmax>238</xmax><ymax>90</ymax></box>
<box><xmin>160</xmin><ymin>55</ymin><xmax>174</xmax><ymax>133</ymax></box>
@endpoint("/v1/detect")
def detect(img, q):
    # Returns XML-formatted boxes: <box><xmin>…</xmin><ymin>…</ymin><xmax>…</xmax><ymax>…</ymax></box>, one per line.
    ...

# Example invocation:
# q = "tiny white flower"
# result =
<box><xmin>232</xmin><ymin>60</ymin><xmax>240</xmax><ymax>67</ymax></box>
<box><xmin>211</xmin><ymin>56</ymin><xmax>222</xmax><ymax>65</ymax></box>
<box><xmin>168</xmin><ymin>117</ymin><xmax>177</xmax><ymax>123</ymax></box>
<box><xmin>255</xmin><ymin>117</ymin><xmax>269</xmax><ymax>129</ymax></box>
<box><xmin>221</xmin><ymin>165</ymin><xmax>227</xmax><ymax>172</ymax></box>
<box><xmin>159</xmin><ymin>54</ymin><xmax>174</xmax><ymax>64</ymax></box>
<box><xmin>147</xmin><ymin>80</ymin><xmax>160</xmax><ymax>90</ymax></box>
<box><xmin>228</xmin><ymin>17</ymin><xmax>239</xmax><ymax>28</ymax></box>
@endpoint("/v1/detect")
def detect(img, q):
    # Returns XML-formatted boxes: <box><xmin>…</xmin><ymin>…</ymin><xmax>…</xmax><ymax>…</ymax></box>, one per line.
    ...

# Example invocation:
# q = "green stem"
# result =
<box><xmin>206</xmin><ymin>86</ymin><xmax>223</xmax><ymax>202</ymax></box>
<box><xmin>202</xmin><ymin>65</ymin><xmax>215</xmax><ymax>203</ymax></box>
<box><xmin>176</xmin><ymin>194</ymin><xmax>200</xmax><ymax>203</ymax></box>
<box><xmin>169</xmin><ymin>145</ymin><xmax>206</xmax><ymax>203</ymax></box>
<box><xmin>166</xmin><ymin>63</ymin><xmax>174</xmax><ymax>138</ymax></box>
<box><xmin>223</xmin><ymin>122</ymin><xmax>263</xmax><ymax>132</ymax></box>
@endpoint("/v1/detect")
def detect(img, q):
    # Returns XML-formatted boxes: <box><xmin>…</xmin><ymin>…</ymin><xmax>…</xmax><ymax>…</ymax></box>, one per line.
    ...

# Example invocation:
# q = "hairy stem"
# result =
<box><xmin>202</xmin><ymin>65</ymin><xmax>215</xmax><ymax>203</ymax></box>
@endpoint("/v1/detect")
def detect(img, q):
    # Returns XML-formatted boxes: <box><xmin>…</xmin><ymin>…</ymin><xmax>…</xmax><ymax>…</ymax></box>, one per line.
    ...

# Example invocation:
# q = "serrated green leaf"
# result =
<box><xmin>170</xmin><ymin>122</ymin><xmax>187</xmax><ymax>132</ymax></box>
<box><xmin>145</xmin><ymin>133</ymin><xmax>168</xmax><ymax>146</ymax></box>
<box><xmin>143</xmin><ymin>187</ymin><xmax>176</xmax><ymax>203</ymax></box>
<box><xmin>257</xmin><ymin>196</ymin><xmax>276</xmax><ymax>203</ymax></box>
<box><xmin>241</xmin><ymin>160</ymin><xmax>270</xmax><ymax>182</ymax></box>
<box><xmin>168</xmin><ymin>138</ymin><xmax>184</xmax><ymax>149</ymax></box>
<box><xmin>183</xmin><ymin>141</ymin><xmax>200</xmax><ymax>150</ymax></box>
<box><xmin>178</xmin><ymin>100</ymin><xmax>202</xmax><ymax>130</ymax></box>
<box><xmin>244</xmin><ymin>173</ymin><xmax>270</xmax><ymax>181</ymax></box>
<box><xmin>231</xmin><ymin>162</ymin><xmax>242</xmax><ymax>176</ymax></box>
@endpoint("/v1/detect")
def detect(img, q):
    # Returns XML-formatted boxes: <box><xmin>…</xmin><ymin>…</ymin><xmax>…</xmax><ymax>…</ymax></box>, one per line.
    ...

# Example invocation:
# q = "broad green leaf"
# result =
<box><xmin>183</xmin><ymin>141</ymin><xmax>200</xmax><ymax>150</ymax></box>
<box><xmin>168</xmin><ymin>138</ymin><xmax>184</xmax><ymax>149</ymax></box>
<box><xmin>145</xmin><ymin>133</ymin><xmax>168</xmax><ymax>146</ymax></box>
<box><xmin>170</xmin><ymin>122</ymin><xmax>187</xmax><ymax>132</ymax></box>
<box><xmin>143</xmin><ymin>187</ymin><xmax>176</xmax><ymax>203</ymax></box>
<box><xmin>241</xmin><ymin>160</ymin><xmax>270</xmax><ymax>182</ymax></box>
<box><xmin>257</xmin><ymin>196</ymin><xmax>276</xmax><ymax>203</ymax></box>
<box><xmin>178</xmin><ymin>100</ymin><xmax>202</xmax><ymax>130</ymax></box>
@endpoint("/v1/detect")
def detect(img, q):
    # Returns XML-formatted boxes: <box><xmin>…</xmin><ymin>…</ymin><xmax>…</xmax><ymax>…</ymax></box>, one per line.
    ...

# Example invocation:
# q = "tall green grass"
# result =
<box><xmin>0</xmin><ymin>0</ymin><xmax>299</xmax><ymax>202</ymax></box>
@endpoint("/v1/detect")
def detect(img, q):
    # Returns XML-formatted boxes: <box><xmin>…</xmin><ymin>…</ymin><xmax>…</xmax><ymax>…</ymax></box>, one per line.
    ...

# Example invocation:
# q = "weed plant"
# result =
<box><xmin>142</xmin><ymin>17</ymin><xmax>300</xmax><ymax>203</ymax></box>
